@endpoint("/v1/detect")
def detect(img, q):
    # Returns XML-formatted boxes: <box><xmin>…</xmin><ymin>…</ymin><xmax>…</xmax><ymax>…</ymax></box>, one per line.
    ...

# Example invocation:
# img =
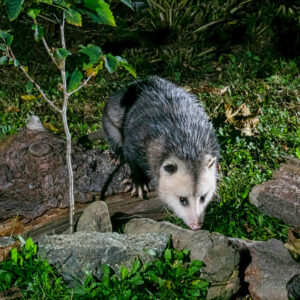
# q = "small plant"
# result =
<box><xmin>0</xmin><ymin>237</ymin><xmax>68</xmax><ymax>298</ymax></box>
<box><xmin>74</xmin><ymin>247</ymin><xmax>209</xmax><ymax>299</ymax></box>
<box><xmin>0</xmin><ymin>0</ymin><xmax>135</xmax><ymax>233</ymax></box>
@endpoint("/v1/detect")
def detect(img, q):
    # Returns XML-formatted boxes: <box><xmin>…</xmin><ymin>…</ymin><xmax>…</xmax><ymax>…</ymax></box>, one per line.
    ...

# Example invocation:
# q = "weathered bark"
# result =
<box><xmin>0</xmin><ymin>128</ymin><xmax>165</xmax><ymax>237</ymax></box>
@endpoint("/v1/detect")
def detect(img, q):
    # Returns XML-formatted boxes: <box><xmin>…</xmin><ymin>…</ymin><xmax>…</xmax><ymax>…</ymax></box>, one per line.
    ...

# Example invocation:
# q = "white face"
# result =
<box><xmin>158</xmin><ymin>155</ymin><xmax>217</xmax><ymax>230</ymax></box>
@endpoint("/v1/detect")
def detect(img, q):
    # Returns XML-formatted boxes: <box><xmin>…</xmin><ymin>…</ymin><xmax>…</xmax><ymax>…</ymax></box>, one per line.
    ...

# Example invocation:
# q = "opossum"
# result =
<box><xmin>102</xmin><ymin>76</ymin><xmax>220</xmax><ymax>230</ymax></box>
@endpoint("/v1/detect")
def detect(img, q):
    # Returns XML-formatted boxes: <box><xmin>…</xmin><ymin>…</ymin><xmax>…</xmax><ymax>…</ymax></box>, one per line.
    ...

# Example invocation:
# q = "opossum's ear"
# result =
<box><xmin>204</xmin><ymin>155</ymin><xmax>217</xmax><ymax>168</ymax></box>
<box><xmin>163</xmin><ymin>163</ymin><xmax>177</xmax><ymax>174</ymax></box>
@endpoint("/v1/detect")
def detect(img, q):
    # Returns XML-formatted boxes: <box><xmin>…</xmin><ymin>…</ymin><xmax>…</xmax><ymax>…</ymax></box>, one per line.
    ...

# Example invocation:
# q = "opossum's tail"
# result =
<box><xmin>73</xmin><ymin>128</ymin><xmax>106</xmax><ymax>145</ymax></box>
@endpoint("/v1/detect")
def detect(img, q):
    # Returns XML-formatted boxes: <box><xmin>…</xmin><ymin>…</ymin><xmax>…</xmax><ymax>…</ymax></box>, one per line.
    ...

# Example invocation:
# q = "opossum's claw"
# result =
<box><xmin>138</xmin><ymin>186</ymin><xmax>144</xmax><ymax>199</ymax></box>
<box><xmin>105</xmin><ymin>149</ymin><xmax>121</xmax><ymax>166</ymax></box>
<box><xmin>122</xmin><ymin>178</ymin><xmax>149</xmax><ymax>199</ymax></box>
<box><xmin>143</xmin><ymin>184</ymin><xmax>150</xmax><ymax>193</ymax></box>
<box><xmin>121</xmin><ymin>178</ymin><xmax>131</xmax><ymax>186</ymax></box>
<box><xmin>131</xmin><ymin>187</ymin><xmax>137</xmax><ymax>197</ymax></box>
<box><xmin>124</xmin><ymin>185</ymin><xmax>132</xmax><ymax>193</ymax></box>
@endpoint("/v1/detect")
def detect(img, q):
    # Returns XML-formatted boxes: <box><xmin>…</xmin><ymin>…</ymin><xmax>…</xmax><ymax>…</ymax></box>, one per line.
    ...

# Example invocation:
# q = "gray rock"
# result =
<box><xmin>229</xmin><ymin>237</ymin><xmax>300</xmax><ymax>300</ymax></box>
<box><xmin>76</xmin><ymin>201</ymin><xmax>112</xmax><ymax>233</ymax></box>
<box><xmin>249</xmin><ymin>157</ymin><xmax>300</xmax><ymax>226</ymax></box>
<box><xmin>27</xmin><ymin>115</ymin><xmax>46</xmax><ymax>132</ymax></box>
<box><xmin>0</xmin><ymin>236</ymin><xmax>15</xmax><ymax>247</ymax></box>
<box><xmin>37</xmin><ymin>232</ymin><xmax>170</xmax><ymax>285</ymax></box>
<box><xmin>125</xmin><ymin>218</ymin><xmax>240</xmax><ymax>300</ymax></box>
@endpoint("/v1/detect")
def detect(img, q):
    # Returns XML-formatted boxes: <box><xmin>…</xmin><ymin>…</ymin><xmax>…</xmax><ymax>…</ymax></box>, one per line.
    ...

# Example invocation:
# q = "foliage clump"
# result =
<box><xmin>0</xmin><ymin>238</ymin><xmax>209</xmax><ymax>299</ymax></box>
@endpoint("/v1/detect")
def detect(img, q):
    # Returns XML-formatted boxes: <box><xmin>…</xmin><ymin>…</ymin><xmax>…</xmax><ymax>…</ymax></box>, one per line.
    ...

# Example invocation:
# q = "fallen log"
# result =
<box><xmin>0</xmin><ymin>123</ymin><xmax>166</xmax><ymax>238</ymax></box>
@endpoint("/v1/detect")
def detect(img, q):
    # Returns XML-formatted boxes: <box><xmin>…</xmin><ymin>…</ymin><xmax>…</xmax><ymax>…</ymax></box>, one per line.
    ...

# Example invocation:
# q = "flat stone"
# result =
<box><xmin>37</xmin><ymin>232</ymin><xmax>170</xmax><ymax>285</ymax></box>
<box><xmin>76</xmin><ymin>201</ymin><xmax>112</xmax><ymax>233</ymax></box>
<box><xmin>26</xmin><ymin>115</ymin><xmax>46</xmax><ymax>132</ymax></box>
<box><xmin>229</xmin><ymin>237</ymin><xmax>300</xmax><ymax>300</ymax></box>
<box><xmin>125</xmin><ymin>218</ymin><xmax>240</xmax><ymax>300</ymax></box>
<box><xmin>249</xmin><ymin>157</ymin><xmax>300</xmax><ymax>226</ymax></box>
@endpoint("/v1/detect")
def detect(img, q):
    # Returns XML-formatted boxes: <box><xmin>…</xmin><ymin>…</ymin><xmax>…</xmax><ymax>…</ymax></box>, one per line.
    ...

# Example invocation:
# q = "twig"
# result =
<box><xmin>67</xmin><ymin>73</ymin><xmax>94</xmax><ymax>96</ymax></box>
<box><xmin>34</xmin><ymin>19</ymin><xmax>60</xmax><ymax>69</ymax></box>
<box><xmin>37</xmin><ymin>14</ymin><xmax>58</xmax><ymax>24</ymax></box>
<box><xmin>8</xmin><ymin>48</ymin><xmax>62</xmax><ymax>114</ymax></box>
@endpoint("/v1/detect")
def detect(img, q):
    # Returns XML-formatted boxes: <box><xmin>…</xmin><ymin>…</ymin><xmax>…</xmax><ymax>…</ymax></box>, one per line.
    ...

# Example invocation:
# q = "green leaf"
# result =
<box><xmin>66</xmin><ymin>9</ymin><xmax>82</xmax><ymax>26</ymax></box>
<box><xmin>0</xmin><ymin>30</ymin><xmax>13</xmax><ymax>46</ymax></box>
<box><xmin>27</xmin><ymin>8</ymin><xmax>41</xmax><ymax>19</ymax></box>
<box><xmin>0</xmin><ymin>44</ymin><xmax>6</xmax><ymax>51</ymax></box>
<box><xmin>5</xmin><ymin>0</ymin><xmax>24</xmax><ymax>21</ymax></box>
<box><xmin>25</xmin><ymin>237</ymin><xmax>34</xmax><ymax>251</ymax></box>
<box><xmin>258</xmin><ymin>215</ymin><xmax>264</xmax><ymax>227</ymax></box>
<box><xmin>104</xmin><ymin>54</ymin><xmax>119</xmax><ymax>73</ymax></box>
<box><xmin>164</xmin><ymin>248</ymin><xmax>172</xmax><ymax>263</ymax></box>
<box><xmin>120</xmin><ymin>61</ymin><xmax>136</xmax><ymax>78</ymax></box>
<box><xmin>83</xmin><ymin>0</ymin><xmax>116</xmax><ymax>26</ymax></box>
<box><xmin>130</xmin><ymin>260</ymin><xmax>141</xmax><ymax>275</ymax></box>
<box><xmin>120</xmin><ymin>266</ymin><xmax>129</xmax><ymax>280</ymax></box>
<box><xmin>37</xmin><ymin>0</ymin><xmax>52</xmax><ymax>3</ymax></box>
<box><xmin>67</xmin><ymin>69</ymin><xmax>83</xmax><ymax>92</ymax></box>
<box><xmin>11</xmin><ymin>247</ymin><xmax>18</xmax><ymax>264</ymax></box>
<box><xmin>79</xmin><ymin>44</ymin><xmax>102</xmax><ymax>69</ymax></box>
<box><xmin>0</xmin><ymin>56</ymin><xmax>7</xmax><ymax>65</ymax></box>
<box><xmin>31</xmin><ymin>24</ymin><xmax>44</xmax><ymax>42</ymax></box>
<box><xmin>13</xmin><ymin>59</ymin><xmax>19</xmax><ymax>67</ymax></box>
<box><xmin>25</xmin><ymin>81</ymin><xmax>34</xmax><ymax>94</ymax></box>
<box><xmin>55</xmin><ymin>48</ymin><xmax>71</xmax><ymax>60</ymax></box>
<box><xmin>130</xmin><ymin>273</ymin><xmax>144</xmax><ymax>286</ymax></box>
<box><xmin>121</xmin><ymin>0</ymin><xmax>134</xmax><ymax>10</ymax></box>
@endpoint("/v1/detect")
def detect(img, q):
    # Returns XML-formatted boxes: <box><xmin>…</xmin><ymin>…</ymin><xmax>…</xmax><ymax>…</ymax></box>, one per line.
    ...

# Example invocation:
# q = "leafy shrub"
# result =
<box><xmin>74</xmin><ymin>248</ymin><xmax>209</xmax><ymax>299</ymax></box>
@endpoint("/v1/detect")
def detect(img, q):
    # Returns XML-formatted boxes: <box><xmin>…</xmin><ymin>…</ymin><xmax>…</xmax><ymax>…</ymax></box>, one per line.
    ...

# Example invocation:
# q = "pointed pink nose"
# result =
<box><xmin>189</xmin><ymin>223</ymin><xmax>201</xmax><ymax>230</ymax></box>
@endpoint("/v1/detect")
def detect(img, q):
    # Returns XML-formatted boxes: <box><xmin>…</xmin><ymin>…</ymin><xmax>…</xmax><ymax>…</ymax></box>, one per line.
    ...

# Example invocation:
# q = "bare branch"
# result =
<box><xmin>8</xmin><ymin>48</ymin><xmax>62</xmax><ymax>114</ymax></box>
<box><xmin>60</xmin><ymin>10</ymin><xmax>75</xmax><ymax>234</ymax></box>
<box><xmin>61</xmin><ymin>11</ymin><xmax>66</xmax><ymax>50</ymax></box>
<box><xmin>33</xmin><ymin>19</ymin><xmax>60</xmax><ymax>69</ymax></box>
<box><xmin>67</xmin><ymin>73</ymin><xmax>94</xmax><ymax>97</ymax></box>
<box><xmin>37</xmin><ymin>14</ymin><xmax>58</xmax><ymax>24</ymax></box>
<box><xmin>53</xmin><ymin>13</ymin><xmax>61</xmax><ymax>25</ymax></box>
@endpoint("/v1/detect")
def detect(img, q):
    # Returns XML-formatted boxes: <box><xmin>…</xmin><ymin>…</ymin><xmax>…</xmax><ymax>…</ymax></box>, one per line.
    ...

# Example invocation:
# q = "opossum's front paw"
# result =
<box><xmin>105</xmin><ymin>149</ymin><xmax>120</xmax><ymax>166</ymax></box>
<box><xmin>121</xmin><ymin>178</ymin><xmax>150</xmax><ymax>199</ymax></box>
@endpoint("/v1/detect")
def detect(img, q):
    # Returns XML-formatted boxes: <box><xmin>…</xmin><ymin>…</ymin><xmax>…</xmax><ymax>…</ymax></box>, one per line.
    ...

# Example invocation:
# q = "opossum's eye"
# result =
<box><xmin>179</xmin><ymin>197</ymin><xmax>189</xmax><ymax>206</ymax></box>
<box><xmin>200</xmin><ymin>195</ymin><xmax>206</xmax><ymax>203</ymax></box>
<box><xmin>164</xmin><ymin>163</ymin><xmax>177</xmax><ymax>174</ymax></box>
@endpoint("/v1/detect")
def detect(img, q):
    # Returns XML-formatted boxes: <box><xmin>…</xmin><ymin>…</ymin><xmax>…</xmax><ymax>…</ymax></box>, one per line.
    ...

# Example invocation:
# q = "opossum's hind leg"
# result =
<box><xmin>102</xmin><ymin>112</ymin><xmax>124</xmax><ymax>166</ymax></box>
<box><xmin>122</xmin><ymin>165</ymin><xmax>150</xmax><ymax>199</ymax></box>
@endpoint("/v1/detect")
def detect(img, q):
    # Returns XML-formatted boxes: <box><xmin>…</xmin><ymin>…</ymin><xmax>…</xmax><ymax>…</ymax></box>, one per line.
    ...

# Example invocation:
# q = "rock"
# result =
<box><xmin>229</xmin><ymin>238</ymin><xmax>300</xmax><ymax>300</ymax></box>
<box><xmin>125</xmin><ymin>218</ymin><xmax>240</xmax><ymax>300</ymax></box>
<box><xmin>76</xmin><ymin>201</ymin><xmax>112</xmax><ymax>233</ymax></box>
<box><xmin>37</xmin><ymin>232</ymin><xmax>170</xmax><ymax>285</ymax></box>
<box><xmin>249</xmin><ymin>157</ymin><xmax>300</xmax><ymax>226</ymax></box>
<box><xmin>0</xmin><ymin>236</ymin><xmax>15</xmax><ymax>247</ymax></box>
<box><xmin>26</xmin><ymin>115</ymin><xmax>45</xmax><ymax>132</ymax></box>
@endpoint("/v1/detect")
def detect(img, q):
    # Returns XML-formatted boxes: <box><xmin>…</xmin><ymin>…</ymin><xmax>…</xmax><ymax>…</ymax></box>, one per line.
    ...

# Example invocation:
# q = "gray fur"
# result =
<box><xmin>102</xmin><ymin>76</ymin><xmax>220</xmax><ymax>229</ymax></box>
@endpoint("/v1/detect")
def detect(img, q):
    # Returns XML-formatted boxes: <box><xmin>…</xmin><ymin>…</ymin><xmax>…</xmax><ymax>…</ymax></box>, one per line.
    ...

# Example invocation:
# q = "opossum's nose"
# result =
<box><xmin>189</xmin><ymin>223</ymin><xmax>201</xmax><ymax>230</ymax></box>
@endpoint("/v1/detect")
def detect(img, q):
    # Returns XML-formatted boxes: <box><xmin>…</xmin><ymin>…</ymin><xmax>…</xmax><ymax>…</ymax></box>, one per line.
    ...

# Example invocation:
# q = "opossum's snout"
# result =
<box><xmin>189</xmin><ymin>222</ymin><xmax>202</xmax><ymax>230</ymax></box>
